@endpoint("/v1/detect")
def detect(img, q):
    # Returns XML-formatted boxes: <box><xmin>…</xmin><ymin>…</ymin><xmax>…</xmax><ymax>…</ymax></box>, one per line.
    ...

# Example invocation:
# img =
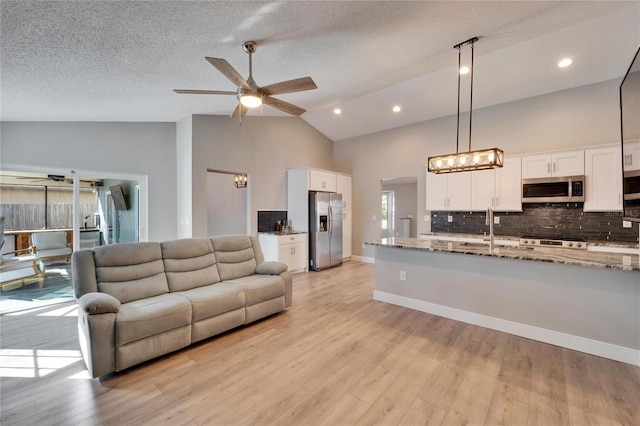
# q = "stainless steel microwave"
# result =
<box><xmin>522</xmin><ymin>175</ymin><xmax>585</xmax><ymax>203</ymax></box>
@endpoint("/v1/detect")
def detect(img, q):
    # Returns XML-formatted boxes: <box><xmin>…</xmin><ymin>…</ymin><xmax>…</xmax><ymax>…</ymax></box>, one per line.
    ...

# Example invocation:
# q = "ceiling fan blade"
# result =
<box><xmin>263</xmin><ymin>96</ymin><xmax>306</xmax><ymax>116</ymax></box>
<box><xmin>230</xmin><ymin>103</ymin><xmax>249</xmax><ymax>119</ymax></box>
<box><xmin>205</xmin><ymin>57</ymin><xmax>251</xmax><ymax>90</ymax></box>
<box><xmin>174</xmin><ymin>89</ymin><xmax>236</xmax><ymax>95</ymax></box>
<box><xmin>259</xmin><ymin>77</ymin><xmax>317</xmax><ymax>96</ymax></box>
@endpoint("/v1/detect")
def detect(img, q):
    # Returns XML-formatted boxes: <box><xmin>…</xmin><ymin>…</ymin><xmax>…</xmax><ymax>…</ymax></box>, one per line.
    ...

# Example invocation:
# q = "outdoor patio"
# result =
<box><xmin>0</xmin><ymin>263</ymin><xmax>73</xmax><ymax>314</ymax></box>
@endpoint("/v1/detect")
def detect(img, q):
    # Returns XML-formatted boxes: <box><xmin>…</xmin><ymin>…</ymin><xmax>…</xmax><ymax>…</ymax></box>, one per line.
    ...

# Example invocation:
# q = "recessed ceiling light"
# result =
<box><xmin>392</xmin><ymin>105</ymin><xmax>401</xmax><ymax>113</ymax></box>
<box><xmin>459</xmin><ymin>66</ymin><xmax>470</xmax><ymax>75</ymax></box>
<box><xmin>558</xmin><ymin>58</ymin><xmax>573</xmax><ymax>68</ymax></box>
<box><xmin>333</xmin><ymin>108</ymin><xmax>342</xmax><ymax>115</ymax></box>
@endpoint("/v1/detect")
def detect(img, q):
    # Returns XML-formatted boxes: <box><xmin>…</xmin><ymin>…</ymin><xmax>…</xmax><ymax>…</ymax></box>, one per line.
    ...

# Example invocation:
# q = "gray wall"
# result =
<box><xmin>206</xmin><ymin>171</ymin><xmax>248</xmax><ymax>236</ymax></box>
<box><xmin>334</xmin><ymin>78</ymin><xmax>622</xmax><ymax>258</ymax></box>
<box><xmin>0</xmin><ymin>122</ymin><xmax>177</xmax><ymax>242</ymax></box>
<box><xmin>190</xmin><ymin>115</ymin><xmax>334</xmax><ymax>237</ymax></box>
<box><xmin>381</xmin><ymin>181</ymin><xmax>418</xmax><ymax>238</ymax></box>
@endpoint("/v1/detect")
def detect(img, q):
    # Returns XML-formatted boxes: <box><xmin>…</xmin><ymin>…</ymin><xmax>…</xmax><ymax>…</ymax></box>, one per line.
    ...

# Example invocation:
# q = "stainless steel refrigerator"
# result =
<box><xmin>309</xmin><ymin>191</ymin><xmax>343</xmax><ymax>271</ymax></box>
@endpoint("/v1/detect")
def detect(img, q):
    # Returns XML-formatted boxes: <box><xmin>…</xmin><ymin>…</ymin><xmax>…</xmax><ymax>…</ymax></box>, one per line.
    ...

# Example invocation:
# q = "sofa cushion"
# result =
<box><xmin>115</xmin><ymin>294</ymin><xmax>192</xmax><ymax>346</ymax></box>
<box><xmin>210</xmin><ymin>235</ymin><xmax>257</xmax><ymax>281</ymax></box>
<box><xmin>162</xmin><ymin>238</ymin><xmax>221</xmax><ymax>292</ymax></box>
<box><xmin>176</xmin><ymin>282</ymin><xmax>245</xmax><ymax>322</ymax></box>
<box><xmin>224</xmin><ymin>274</ymin><xmax>285</xmax><ymax>306</ymax></box>
<box><xmin>94</xmin><ymin>242</ymin><xmax>168</xmax><ymax>304</ymax></box>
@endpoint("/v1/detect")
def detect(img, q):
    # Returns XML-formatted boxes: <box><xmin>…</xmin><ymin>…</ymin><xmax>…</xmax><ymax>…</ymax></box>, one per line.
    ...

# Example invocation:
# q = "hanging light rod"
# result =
<box><xmin>428</xmin><ymin>36</ymin><xmax>504</xmax><ymax>174</ymax></box>
<box><xmin>453</xmin><ymin>36</ymin><xmax>479</xmax><ymax>50</ymax></box>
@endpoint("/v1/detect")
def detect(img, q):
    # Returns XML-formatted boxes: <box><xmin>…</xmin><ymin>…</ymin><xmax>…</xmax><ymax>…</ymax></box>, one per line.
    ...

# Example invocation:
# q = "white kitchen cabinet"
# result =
<box><xmin>623</xmin><ymin>140</ymin><xmax>640</xmax><ymax>171</ymax></box>
<box><xmin>309</xmin><ymin>169</ymin><xmax>337</xmax><ymax>192</ymax></box>
<box><xmin>258</xmin><ymin>232</ymin><xmax>307</xmax><ymax>273</ymax></box>
<box><xmin>342</xmin><ymin>210</ymin><xmax>352</xmax><ymax>258</ymax></box>
<box><xmin>336</xmin><ymin>174</ymin><xmax>352</xmax><ymax>210</ymax></box>
<box><xmin>584</xmin><ymin>146</ymin><xmax>622</xmax><ymax>212</ymax></box>
<box><xmin>471</xmin><ymin>156</ymin><xmax>522</xmax><ymax>211</ymax></box>
<box><xmin>336</xmin><ymin>174</ymin><xmax>352</xmax><ymax>258</ymax></box>
<box><xmin>521</xmin><ymin>150</ymin><xmax>584</xmax><ymax>178</ymax></box>
<box><xmin>426</xmin><ymin>170</ymin><xmax>471</xmax><ymax>211</ymax></box>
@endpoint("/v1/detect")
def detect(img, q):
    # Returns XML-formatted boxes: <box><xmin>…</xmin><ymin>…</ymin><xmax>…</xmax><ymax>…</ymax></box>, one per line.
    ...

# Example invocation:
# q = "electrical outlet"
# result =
<box><xmin>494</xmin><ymin>216</ymin><xmax>500</xmax><ymax>225</ymax></box>
<box><xmin>424</xmin><ymin>215</ymin><xmax>429</xmax><ymax>222</ymax></box>
<box><xmin>400</xmin><ymin>271</ymin><xmax>406</xmax><ymax>280</ymax></box>
<box><xmin>623</xmin><ymin>220</ymin><xmax>632</xmax><ymax>228</ymax></box>
<box><xmin>447</xmin><ymin>215</ymin><xmax>453</xmax><ymax>223</ymax></box>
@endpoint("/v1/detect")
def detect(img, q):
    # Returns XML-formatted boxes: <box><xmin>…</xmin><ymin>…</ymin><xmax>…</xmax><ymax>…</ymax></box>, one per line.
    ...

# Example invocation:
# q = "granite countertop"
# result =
<box><xmin>365</xmin><ymin>237</ymin><xmax>640</xmax><ymax>272</ymax></box>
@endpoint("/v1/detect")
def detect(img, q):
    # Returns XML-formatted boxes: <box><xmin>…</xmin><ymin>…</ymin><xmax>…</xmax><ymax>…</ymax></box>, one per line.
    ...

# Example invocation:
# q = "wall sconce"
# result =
<box><xmin>427</xmin><ymin>37</ymin><xmax>504</xmax><ymax>174</ymax></box>
<box><xmin>234</xmin><ymin>174</ymin><xmax>247</xmax><ymax>188</ymax></box>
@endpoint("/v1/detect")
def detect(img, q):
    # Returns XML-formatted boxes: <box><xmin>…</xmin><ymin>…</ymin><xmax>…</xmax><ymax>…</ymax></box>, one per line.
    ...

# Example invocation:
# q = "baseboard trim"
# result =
<box><xmin>373</xmin><ymin>290</ymin><xmax>639</xmax><ymax>367</ymax></box>
<box><xmin>351</xmin><ymin>255</ymin><xmax>375</xmax><ymax>264</ymax></box>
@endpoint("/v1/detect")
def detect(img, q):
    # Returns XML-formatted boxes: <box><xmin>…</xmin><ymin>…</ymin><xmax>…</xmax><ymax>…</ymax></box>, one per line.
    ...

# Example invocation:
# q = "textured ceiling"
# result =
<box><xmin>1</xmin><ymin>1</ymin><xmax>639</xmax><ymax>141</ymax></box>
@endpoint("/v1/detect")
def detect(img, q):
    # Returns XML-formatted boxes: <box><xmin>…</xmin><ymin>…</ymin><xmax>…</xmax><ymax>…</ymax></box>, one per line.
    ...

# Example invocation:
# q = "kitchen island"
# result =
<box><xmin>365</xmin><ymin>237</ymin><xmax>640</xmax><ymax>366</ymax></box>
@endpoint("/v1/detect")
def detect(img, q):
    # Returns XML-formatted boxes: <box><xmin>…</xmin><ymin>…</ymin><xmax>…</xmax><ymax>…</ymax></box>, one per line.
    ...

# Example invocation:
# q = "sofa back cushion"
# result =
<box><xmin>93</xmin><ymin>242</ymin><xmax>168</xmax><ymax>304</ymax></box>
<box><xmin>210</xmin><ymin>235</ymin><xmax>259</xmax><ymax>281</ymax></box>
<box><xmin>162</xmin><ymin>238</ymin><xmax>221</xmax><ymax>292</ymax></box>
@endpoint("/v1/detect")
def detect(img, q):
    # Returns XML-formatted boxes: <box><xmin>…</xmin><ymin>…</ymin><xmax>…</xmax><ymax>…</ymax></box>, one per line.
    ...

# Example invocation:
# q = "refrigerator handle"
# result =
<box><xmin>328</xmin><ymin>205</ymin><xmax>333</xmax><ymax>235</ymax></box>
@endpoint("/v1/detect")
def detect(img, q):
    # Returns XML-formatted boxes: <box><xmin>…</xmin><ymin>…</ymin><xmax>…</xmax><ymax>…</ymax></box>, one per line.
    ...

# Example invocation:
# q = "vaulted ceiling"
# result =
<box><xmin>1</xmin><ymin>1</ymin><xmax>639</xmax><ymax>141</ymax></box>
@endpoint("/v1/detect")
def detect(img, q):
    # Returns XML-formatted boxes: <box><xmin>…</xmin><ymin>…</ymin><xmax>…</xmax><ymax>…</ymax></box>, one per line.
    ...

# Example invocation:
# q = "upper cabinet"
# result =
<box><xmin>584</xmin><ymin>146</ymin><xmax>622</xmax><ymax>212</ymax></box>
<box><xmin>623</xmin><ymin>140</ymin><xmax>640</xmax><ymax>171</ymax></box>
<box><xmin>309</xmin><ymin>169</ymin><xmax>337</xmax><ymax>192</ymax></box>
<box><xmin>471</xmin><ymin>156</ymin><xmax>522</xmax><ymax>211</ymax></box>
<box><xmin>426</xmin><ymin>171</ymin><xmax>471</xmax><ymax>211</ymax></box>
<box><xmin>521</xmin><ymin>150</ymin><xmax>584</xmax><ymax>179</ymax></box>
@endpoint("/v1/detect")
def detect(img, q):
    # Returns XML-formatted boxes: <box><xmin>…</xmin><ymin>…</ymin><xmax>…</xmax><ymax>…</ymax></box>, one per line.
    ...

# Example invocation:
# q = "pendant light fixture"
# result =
<box><xmin>428</xmin><ymin>37</ymin><xmax>504</xmax><ymax>174</ymax></box>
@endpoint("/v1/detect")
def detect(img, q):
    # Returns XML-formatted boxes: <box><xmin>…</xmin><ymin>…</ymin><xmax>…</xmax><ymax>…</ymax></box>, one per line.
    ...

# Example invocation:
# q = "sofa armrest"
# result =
<box><xmin>256</xmin><ymin>261</ymin><xmax>288</xmax><ymax>275</ymax></box>
<box><xmin>78</xmin><ymin>292</ymin><xmax>121</xmax><ymax>314</ymax></box>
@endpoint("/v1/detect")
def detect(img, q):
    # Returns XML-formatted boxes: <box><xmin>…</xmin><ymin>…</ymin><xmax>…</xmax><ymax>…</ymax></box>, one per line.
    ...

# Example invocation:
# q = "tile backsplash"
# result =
<box><xmin>257</xmin><ymin>210</ymin><xmax>287</xmax><ymax>233</ymax></box>
<box><xmin>431</xmin><ymin>203</ymin><xmax>639</xmax><ymax>243</ymax></box>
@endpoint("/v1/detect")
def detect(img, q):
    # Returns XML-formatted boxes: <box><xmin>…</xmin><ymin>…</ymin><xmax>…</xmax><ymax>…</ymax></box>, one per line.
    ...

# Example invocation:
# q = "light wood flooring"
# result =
<box><xmin>1</xmin><ymin>260</ymin><xmax>639</xmax><ymax>425</ymax></box>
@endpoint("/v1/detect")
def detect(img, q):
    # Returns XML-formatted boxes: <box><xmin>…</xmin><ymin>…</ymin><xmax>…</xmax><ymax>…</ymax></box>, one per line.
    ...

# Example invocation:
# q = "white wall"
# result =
<box><xmin>190</xmin><ymin>115</ymin><xmax>334</xmax><ymax>237</ymax></box>
<box><xmin>0</xmin><ymin>122</ymin><xmax>177</xmax><ymax>242</ymax></box>
<box><xmin>334</xmin><ymin>78</ymin><xmax>622</xmax><ymax>257</ymax></box>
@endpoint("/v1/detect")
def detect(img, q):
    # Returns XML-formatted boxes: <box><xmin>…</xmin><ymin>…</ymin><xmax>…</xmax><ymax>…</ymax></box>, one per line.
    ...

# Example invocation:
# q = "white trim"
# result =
<box><xmin>373</xmin><ymin>290</ymin><xmax>640</xmax><ymax>367</ymax></box>
<box><xmin>351</xmin><ymin>255</ymin><xmax>375</xmax><ymax>263</ymax></box>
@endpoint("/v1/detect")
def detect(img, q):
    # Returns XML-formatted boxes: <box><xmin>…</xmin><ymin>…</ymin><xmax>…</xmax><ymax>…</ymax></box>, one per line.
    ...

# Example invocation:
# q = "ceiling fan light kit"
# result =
<box><xmin>174</xmin><ymin>40</ymin><xmax>317</xmax><ymax>122</ymax></box>
<box><xmin>428</xmin><ymin>36</ymin><xmax>504</xmax><ymax>174</ymax></box>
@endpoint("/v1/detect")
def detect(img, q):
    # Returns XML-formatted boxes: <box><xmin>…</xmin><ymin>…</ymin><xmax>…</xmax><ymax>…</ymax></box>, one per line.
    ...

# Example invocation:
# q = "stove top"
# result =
<box><xmin>519</xmin><ymin>236</ymin><xmax>587</xmax><ymax>249</ymax></box>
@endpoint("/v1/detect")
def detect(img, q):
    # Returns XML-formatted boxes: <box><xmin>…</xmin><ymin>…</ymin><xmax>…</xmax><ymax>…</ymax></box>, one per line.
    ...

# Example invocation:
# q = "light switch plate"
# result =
<box><xmin>623</xmin><ymin>220</ymin><xmax>632</xmax><ymax>228</ymax></box>
<box><xmin>494</xmin><ymin>216</ymin><xmax>500</xmax><ymax>225</ymax></box>
<box><xmin>424</xmin><ymin>215</ymin><xmax>429</xmax><ymax>222</ymax></box>
<box><xmin>447</xmin><ymin>215</ymin><xmax>453</xmax><ymax>223</ymax></box>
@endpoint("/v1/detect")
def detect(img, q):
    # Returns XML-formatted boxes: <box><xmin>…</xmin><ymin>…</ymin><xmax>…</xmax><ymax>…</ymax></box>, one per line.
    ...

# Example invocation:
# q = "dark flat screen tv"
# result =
<box><xmin>110</xmin><ymin>184</ymin><xmax>129</xmax><ymax>211</ymax></box>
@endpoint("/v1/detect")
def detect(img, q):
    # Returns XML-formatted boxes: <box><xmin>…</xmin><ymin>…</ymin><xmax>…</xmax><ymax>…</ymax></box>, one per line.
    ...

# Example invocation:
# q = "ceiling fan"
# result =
<box><xmin>174</xmin><ymin>41</ymin><xmax>317</xmax><ymax>120</ymax></box>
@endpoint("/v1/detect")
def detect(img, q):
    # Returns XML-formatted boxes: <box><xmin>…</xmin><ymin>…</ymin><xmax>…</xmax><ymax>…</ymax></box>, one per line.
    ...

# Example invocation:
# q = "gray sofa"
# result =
<box><xmin>72</xmin><ymin>234</ymin><xmax>292</xmax><ymax>378</ymax></box>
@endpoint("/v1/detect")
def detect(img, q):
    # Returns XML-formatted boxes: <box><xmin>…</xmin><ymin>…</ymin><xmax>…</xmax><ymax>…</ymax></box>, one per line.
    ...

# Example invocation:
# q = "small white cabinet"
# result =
<box><xmin>309</xmin><ymin>170</ymin><xmax>337</xmax><ymax>192</ymax></box>
<box><xmin>336</xmin><ymin>174</ymin><xmax>352</xmax><ymax>210</ymax></box>
<box><xmin>426</xmin><ymin>170</ymin><xmax>471</xmax><ymax>211</ymax></box>
<box><xmin>522</xmin><ymin>150</ymin><xmax>584</xmax><ymax>178</ymax></box>
<box><xmin>584</xmin><ymin>146</ymin><xmax>622</xmax><ymax>212</ymax></box>
<box><xmin>258</xmin><ymin>233</ymin><xmax>307</xmax><ymax>273</ymax></box>
<box><xmin>471</xmin><ymin>156</ymin><xmax>522</xmax><ymax>211</ymax></box>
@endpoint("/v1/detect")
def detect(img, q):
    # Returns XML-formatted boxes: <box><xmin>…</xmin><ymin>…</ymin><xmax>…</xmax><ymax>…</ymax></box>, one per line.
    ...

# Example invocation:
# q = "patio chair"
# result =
<box><xmin>31</xmin><ymin>231</ymin><xmax>72</xmax><ymax>270</ymax></box>
<box><xmin>0</xmin><ymin>220</ymin><xmax>44</xmax><ymax>290</ymax></box>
